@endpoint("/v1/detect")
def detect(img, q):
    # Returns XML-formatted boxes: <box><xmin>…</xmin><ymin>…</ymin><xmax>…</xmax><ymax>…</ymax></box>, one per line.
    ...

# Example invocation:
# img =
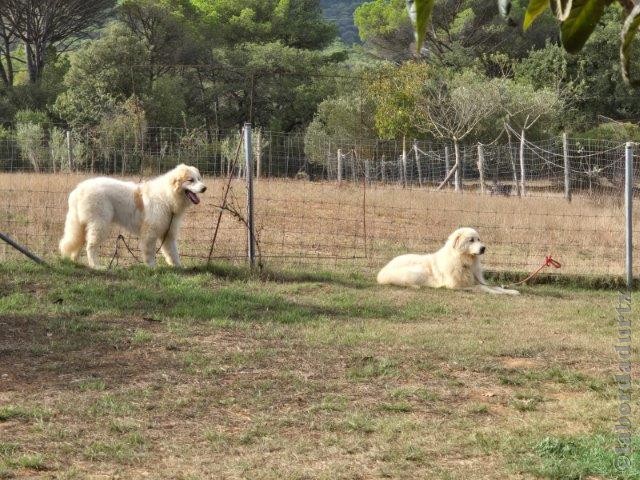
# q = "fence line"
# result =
<box><xmin>0</xmin><ymin>127</ymin><xmax>638</xmax><ymax>281</ymax></box>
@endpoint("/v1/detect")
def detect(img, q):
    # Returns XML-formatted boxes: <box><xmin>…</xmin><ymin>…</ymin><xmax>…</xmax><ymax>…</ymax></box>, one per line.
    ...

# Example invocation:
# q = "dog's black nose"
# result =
<box><xmin>201</xmin><ymin>186</ymin><xmax>207</xmax><ymax>193</ymax></box>
<box><xmin>479</xmin><ymin>246</ymin><xmax>486</xmax><ymax>254</ymax></box>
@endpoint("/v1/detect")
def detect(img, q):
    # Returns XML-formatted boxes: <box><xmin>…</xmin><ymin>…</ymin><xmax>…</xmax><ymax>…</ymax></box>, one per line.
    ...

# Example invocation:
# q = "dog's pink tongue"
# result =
<box><xmin>186</xmin><ymin>191</ymin><xmax>200</xmax><ymax>205</ymax></box>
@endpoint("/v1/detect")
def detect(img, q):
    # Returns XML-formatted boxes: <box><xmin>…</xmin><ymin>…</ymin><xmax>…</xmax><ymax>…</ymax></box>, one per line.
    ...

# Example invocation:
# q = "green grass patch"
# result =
<box><xmin>522</xmin><ymin>434</ymin><xmax>640</xmax><ymax>479</ymax></box>
<box><xmin>84</xmin><ymin>433</ymin><xmax>146</xmax><ymax>463</ymax></box>
<box><xmin>347</xmin><ymin>356</ymin><xmax>397</xmax><ymax>380</ymax></box>
<box><xmin>0</xmin><ymin>405</ymin><xmax>51</xmax><ymax>422</ymax></box>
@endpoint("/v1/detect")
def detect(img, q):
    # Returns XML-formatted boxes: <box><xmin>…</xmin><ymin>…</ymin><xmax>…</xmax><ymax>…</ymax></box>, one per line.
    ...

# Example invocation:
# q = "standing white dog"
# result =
<box><xmin>59</xmin><ymin>164</ymin><xmax>206</xmax><ymax>269</ymax></box>
<box><xmin>377</xmin><ymin>227</ymin><xmax>519</xmax><ymax>295</ymax></box>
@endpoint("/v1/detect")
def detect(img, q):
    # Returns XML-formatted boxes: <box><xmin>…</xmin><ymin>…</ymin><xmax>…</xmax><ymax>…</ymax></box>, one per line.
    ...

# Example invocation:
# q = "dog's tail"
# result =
<box><xmin>59</xmin><ymin>191</ymin><xmax>85</xmax><ymax>260</ymax></box>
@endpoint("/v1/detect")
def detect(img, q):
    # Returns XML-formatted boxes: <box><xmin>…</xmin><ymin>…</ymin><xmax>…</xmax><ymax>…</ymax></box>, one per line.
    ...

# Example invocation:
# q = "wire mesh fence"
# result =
<box><xmin>0</xmin><ymin>125</ymin><xmax>637</xmax><ymax>279</ymax></box>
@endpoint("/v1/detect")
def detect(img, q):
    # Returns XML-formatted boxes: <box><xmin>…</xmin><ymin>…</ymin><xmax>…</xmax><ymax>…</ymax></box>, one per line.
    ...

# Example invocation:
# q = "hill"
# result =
<box><xmin>320</xmin><ymin>0</ymin><xmax>363</xmax><ymax>44</ymax></box>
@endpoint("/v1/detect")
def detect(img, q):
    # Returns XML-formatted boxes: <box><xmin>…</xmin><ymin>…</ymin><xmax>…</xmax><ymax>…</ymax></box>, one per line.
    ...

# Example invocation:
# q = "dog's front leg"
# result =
<box><xmin>160</xmin><ymin>235</ymin><xmax>181</xmax><ymax>267</ymax></box>
<box><xmin>140</xmin><ymin>225</ymin><xmax>157</xmax><ymax>267</ymax></box>
<box><xmin>475</xmin><ymin>284</ymin><xmax>520</xmax><ymax>295</ymax></box>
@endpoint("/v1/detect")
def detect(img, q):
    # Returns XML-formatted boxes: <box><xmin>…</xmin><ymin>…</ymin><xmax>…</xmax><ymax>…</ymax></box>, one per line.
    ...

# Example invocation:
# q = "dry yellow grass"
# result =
<box><xmin>0</xmin><ymin>172</ymin><xmax>636</xmax><ymax>276</ymax></box>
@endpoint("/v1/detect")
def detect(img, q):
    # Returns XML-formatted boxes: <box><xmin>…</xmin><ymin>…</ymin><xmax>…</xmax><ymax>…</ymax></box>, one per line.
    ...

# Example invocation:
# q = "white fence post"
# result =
<box><xmin>625</xmin><ymin>142</ymin><xmax>634</xmax><ymax>289</ymax></box>
<box><xmin>66</xmin><ymin>130</ymin><xmax>72</xmax><ymax>172</ymax></box>
<box><xmin>255</xmin><ymin>130</ymin><xmax>262</xmax><ymax>179</ymax></box>
<box><xmin>454</xmin><ymin>142</ymin><xmax>461</xmax><ymax>193</ymax></box>
<box><xmin>444</xmin><ymin>145</ymin><xmax>450</xmax><ymax>187</ymax></box>
<box><xmin>244</xmin><ymin>123</ymin><xmax>256</xmax><ymax>269</ymax></box>
<box><xmin>519</xmin><ymin>129</ymin><xmax>527</xmax><ymax>196</ymax></box>
<box><xmin>402</xmin><ymin>136</ymin><xmax>408</xmax><ymax>187</ymax></box>
<box><xmin>337</xmin><ymin>149</ymin><xmax>343</xmax><ymax>184</ymax></box>
<box><xmin>413</xmin><ymin>140</ymin><xmax>423</xmax><ymax>187</ymax></box>
<box><xmin>563</xmin><ymin>132</ymin><xmax>571</xmax><ymax>202</ymax></box>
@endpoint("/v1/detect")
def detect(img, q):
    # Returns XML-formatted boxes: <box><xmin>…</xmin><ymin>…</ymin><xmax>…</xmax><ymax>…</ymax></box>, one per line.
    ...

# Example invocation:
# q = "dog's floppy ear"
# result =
<box><xmin>448</xmin><ymin>229</ymin><xmax>463</xmax><ymax>250</ymax></box>
<box><xmin>172</xmin><ymin>165</ymin><xmax>189</xmax><ymax>191</ymax></box>
<box><xmin>453</xmin><ymin>232</ymin><xmax>462</xmax><ymax>249</ymax></box>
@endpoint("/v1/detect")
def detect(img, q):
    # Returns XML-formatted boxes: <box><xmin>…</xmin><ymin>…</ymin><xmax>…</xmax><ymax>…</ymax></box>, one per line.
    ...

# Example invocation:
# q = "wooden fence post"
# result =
<box><xmin>477</xmin><ymin>142</ymin><xmax>485</xmax><ymax>194</ymax></box>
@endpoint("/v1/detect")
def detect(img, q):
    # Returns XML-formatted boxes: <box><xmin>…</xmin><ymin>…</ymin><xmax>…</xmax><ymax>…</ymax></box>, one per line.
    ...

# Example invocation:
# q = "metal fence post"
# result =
<box><xmin>563</xmin><ymin>133</ymin><xmax>571</xmax><ymax>202</ymax></box>
<box><xmin>625</xmin><ymin>142</ymin><xmax>633</xmax><ymax>289</ymax></box>
<box><xmin>337</xmin><ymin>149</ymin><xmax>343</xmax><ymax>184</ymax></box>
<box><xmin>244</xmin><ymin>123</ymin><xmax>256</xmax><ymax>269</ymax></box>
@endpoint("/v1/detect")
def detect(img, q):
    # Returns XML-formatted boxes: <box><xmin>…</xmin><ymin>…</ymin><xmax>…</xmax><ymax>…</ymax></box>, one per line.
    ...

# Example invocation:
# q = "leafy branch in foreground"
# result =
<box><xmin>408</xmin><ymin>0</ymin><xmax>640</xmax><ymax>85</ymax></box>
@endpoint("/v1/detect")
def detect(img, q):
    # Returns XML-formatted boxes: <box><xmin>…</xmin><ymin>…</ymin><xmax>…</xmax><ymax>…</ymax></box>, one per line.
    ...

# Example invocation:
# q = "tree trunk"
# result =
<box><xmin>437</xmin><ymin>140</ymin><xmax>462</xmax><ymax>191</ymax></box>
<box><xmin>454</xmin><ymin>140</ymin><xmax>461</xmax><ymax>192</ymax></box>
<box><xmin>25</xmin><ymin>42</ymin><xmax>38</xmax><ymax>83</ymax></box>
<box><xmin>0</xmin><ymin>22</ymin><xmax>14</xmax><ymax>87</ymax></box>
<box><xmin>0</xmin><ymin>58</ymin><xmax>8</xmax><ymax>87</ymax></box>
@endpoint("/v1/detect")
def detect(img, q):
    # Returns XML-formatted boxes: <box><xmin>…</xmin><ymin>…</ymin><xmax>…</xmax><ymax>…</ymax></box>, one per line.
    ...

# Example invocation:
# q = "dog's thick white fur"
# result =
<box><xmin>59</xmin><ymin>164</ymin><xmax>206</xmax><ymax>269</ymax></box>
<box><xmin>377</xmin><ymin>227</ymin><xmax>519</xmax><ymax>295</ymax></box>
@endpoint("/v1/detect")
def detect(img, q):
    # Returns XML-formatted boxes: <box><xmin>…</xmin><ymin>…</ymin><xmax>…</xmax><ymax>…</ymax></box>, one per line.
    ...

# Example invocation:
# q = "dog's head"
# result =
<box><xmin>171</xmin><ymin>164</ymin><xmax>206</xmax><ymax>205</ymax></box>
<box><xmin>446</xmin><ymin>227</ymin><xmax>486</xmax><ymax>257</ymax></box>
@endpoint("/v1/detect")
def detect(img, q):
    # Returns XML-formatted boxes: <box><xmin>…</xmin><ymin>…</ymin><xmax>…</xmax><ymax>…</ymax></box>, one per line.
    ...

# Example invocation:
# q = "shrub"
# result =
<box><xmin>16</xmin><ymin>122</ymin><xmax>46</xmax><ymax>172</ymax></box>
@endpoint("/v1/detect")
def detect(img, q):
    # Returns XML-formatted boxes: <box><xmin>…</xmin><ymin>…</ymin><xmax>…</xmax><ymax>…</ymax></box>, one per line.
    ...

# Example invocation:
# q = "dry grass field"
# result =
<box><xmin>0</xmin><ymin>172</ymin><xmax>637</xmax><ymax>278</ymax></box>
<box><xmin>0</xmin><ymin>261</ymin><xmax>638</xmax><ymax>479</ymax></box>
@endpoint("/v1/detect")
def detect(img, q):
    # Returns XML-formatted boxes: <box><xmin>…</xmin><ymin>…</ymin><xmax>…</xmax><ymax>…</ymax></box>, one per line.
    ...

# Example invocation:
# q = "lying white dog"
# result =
<box><xmin>59</xmin><ymin>164</ymin><xmax>206</xmax><ymax>269</ymax></box>
<box><xmin>377</xmin><ymin>227</ymin><xmax>519</xmax><ymax>295</ymax></box>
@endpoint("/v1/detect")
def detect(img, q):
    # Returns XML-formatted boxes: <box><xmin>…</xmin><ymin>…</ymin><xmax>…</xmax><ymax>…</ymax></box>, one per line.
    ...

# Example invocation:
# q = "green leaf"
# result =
<box><xmin>411</xmin><ymin>0</ymin><xmax>436</xmax><ymax>53</ymax></box>
<box><xmin>621</xmin><ymin>4</ymin><xmax>640</xmax><ymax>86</ymax></box>
<box><xmin>523</xmin><ymin>0</ymin><xmax>550</xmax><ymax>30</ymax></box>
<box><xmin>559</xmin><ymin>0</ymin><xmax>610</xmax><ymax>54</ymax></box>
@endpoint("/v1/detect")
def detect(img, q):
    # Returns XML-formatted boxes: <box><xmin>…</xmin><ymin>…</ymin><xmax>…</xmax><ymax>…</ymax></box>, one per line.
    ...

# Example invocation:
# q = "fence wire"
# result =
<box><xmin>0</xmin><ymin>127</ymin><xmax>637</xmax><ymax>279</ymax></box>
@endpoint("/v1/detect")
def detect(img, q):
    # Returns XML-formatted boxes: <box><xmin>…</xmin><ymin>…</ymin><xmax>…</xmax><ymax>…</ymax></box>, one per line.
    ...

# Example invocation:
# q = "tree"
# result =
<box><xmin>354</xmin><ymin>0</ymin><xmax>415</xmax><ymax>61</ymax></box>
<box><xmin>411</xmin><ymin>0</ymin><xmax>640</xmax><ymax>86</ymax></box>
<box><xmin>497</xmin><ymin>78</ymin><xmax>561</xmax><ymax>195</ymax></box>
<box><xmin>412</xmin><ymin>70</ymin><xmax>501</xmax><ymax>189</ymax></box>
<box><xmin>0</xmin><ymin>16</ymin><xmax>18</xmax><ymax>87</ymax></box>
<box><xmin>355</xmin><ymin>0</ymin><xmax>558</xmax><ymax>68</ymax></box>
<box><xmin>366</xmin><ymin>61</ymin><xmax>424</xmax><ymax>139</ymax></box>
<box><xmin>54</xmin><ymin>23</ymin><xmax>148</xmax><ymax>127</ymax></box>
<box><xmin>119</xmin><ymin>0</ymin><xmax>206</xmax><ymax>83</ymax></box>
<box><xmin>304</xmin><ymin>90</ymin><xmax>377</xmax><ymax>167</ymax></box>
<box><xmin>0</xmin><ymin>0</ymin><xmax>115</xmax><ymax>83</ymax></box>
<box><xmin>206</xmin><ymin>40</ymin><xmax>346</xmax><ymax>130</ymax></box>
<box><xmin>190</xmin><ymin>0</ymin><xmax>337</xmax><ymax>49</ymax></box>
